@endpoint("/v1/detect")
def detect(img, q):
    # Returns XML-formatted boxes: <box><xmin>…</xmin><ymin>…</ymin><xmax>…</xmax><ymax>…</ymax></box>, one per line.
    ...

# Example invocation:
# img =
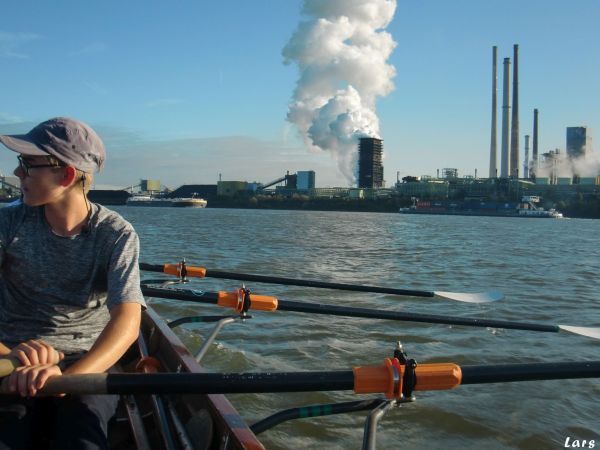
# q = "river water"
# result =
<box><xmin>116</xmin><ymin>207</ymin><xmax>600</xmax><ymax>450</ymax></box>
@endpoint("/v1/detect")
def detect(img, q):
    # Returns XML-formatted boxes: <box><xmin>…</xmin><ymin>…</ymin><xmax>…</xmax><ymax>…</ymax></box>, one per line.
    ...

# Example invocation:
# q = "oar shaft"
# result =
<box><xmin>205</xmin><ymin>270</ymin><xmax>435</xmax><ymax>298</ymax></box>
<box><xmin>141</xmin><ymin>285</ymin><xmax>558</xmax><ymax>334</ymax></box>
<box><xmin>276</xmin><ymin>300</ymin><xmax>559</xmax><ymax>333</ymax></box>
<box><xmin>35</xmin><ymin>372</ymin><xmax>355</xmax><ymax>396</ymax></box>
<box><xmin>139</xmin><ymin>263</ymin><xmax>434</xmax><ymax>298</ymax></box>
<box><xmin>461</xmin><ymin>361</ymin><xmax>600</xmax><ymax>385</ymax></box>
<box><xmin>141</xmin><ymin>286</ymin><xmax>219</xmax><ymax>304</ymax></box>
<box><xmin>9</xmin><ymin>360</ymin><xmax>600</xmax><ymax>396</ymax></box>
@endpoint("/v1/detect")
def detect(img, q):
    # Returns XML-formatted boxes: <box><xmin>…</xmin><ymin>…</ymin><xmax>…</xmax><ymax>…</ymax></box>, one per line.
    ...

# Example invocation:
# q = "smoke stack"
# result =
<box><xmin>510</xmin><ymin>44</ymin><xmax>519</xmax><ymax>178</ymax></box>
<box><xmin>489</xmin><ymin>46</ymin><xmax>498</xmax><ymax>178</ymax></box>
<box><xmin>524</xmin><ymin>135</ymin><xmax>530</xmax><ymax>178</ymax></box>
<box><xmin>532</xmin><ymin>109</ymin><xmax>539</xmax><ymax>177</ymax></box>
<box><xmin>500</xmin><ymin>57</ymin><xmax>511</xmax><ymax>178</ymax></box>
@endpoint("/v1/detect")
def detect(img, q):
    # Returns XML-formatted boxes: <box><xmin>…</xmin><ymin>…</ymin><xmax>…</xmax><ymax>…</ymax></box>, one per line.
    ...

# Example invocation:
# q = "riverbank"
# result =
<box><xmin>207</xmin><ymin>195</ymin><xmax>600</xmax><ymax>218</ymax></box>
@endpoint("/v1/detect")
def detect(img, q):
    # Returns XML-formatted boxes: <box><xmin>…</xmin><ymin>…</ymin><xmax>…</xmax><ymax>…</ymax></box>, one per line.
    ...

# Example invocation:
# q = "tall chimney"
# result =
<box><xmin>524</xmin><ymin>135</ymin><xmax>530</xmax><ymax>179</ymax></box>
<box><xmin>510</xmin><ymin>44</ymin><xmax>520</xmax><ymax>178</ymax></box>
<box><xmin>489</xmin><ymin>46</ymin><xmax>498</xmax><ymax>178</ymax></box>
<box><xmin>500</xmin><ymin>57</ymin><xmax>511</xmax><ymax>178</ymax></box>
<box><xmin>532</xmin><ymin>109</ymin><xmax>539</xmax><ymax>177</ymax></box>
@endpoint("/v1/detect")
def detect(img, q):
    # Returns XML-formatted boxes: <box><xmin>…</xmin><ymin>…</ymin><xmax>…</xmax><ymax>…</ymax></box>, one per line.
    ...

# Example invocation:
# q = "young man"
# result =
<box><xmin>0</xmin><ymin>117</ymin><xmax>145</xmax><ymax>449</ymax></box>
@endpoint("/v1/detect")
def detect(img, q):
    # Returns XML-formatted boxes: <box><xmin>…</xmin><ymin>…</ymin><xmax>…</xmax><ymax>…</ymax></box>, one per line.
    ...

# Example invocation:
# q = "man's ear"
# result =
<box><xmin>61</xmin><ymin>166</ymin><xmax>78</xmax><ymax>187</ymax></box>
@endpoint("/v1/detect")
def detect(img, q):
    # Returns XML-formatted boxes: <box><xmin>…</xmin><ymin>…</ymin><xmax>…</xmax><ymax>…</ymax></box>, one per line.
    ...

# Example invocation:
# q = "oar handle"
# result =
<box><xmin>0</xmin><ymin>373</ymin><xmax>109</xmax><ymax>396</ymax></box>
<box><xmin>0</xmin><ymin>358</ymin><xmax>19</xmax><ymax>378</ymax></box>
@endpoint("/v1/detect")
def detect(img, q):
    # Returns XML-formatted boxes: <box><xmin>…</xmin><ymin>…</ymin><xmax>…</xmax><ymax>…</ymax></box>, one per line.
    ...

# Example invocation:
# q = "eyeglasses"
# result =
<box><xmin>17</xmin><ymin>155</ymin><xmax>64</xmax><ymax>177</ymax></box>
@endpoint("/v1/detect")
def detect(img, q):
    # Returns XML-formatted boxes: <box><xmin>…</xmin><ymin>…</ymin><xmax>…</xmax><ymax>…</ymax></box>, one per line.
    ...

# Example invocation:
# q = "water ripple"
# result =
<box><xmin>119</xmin><ymin>207</ymin><xmax>600</xmax><ymax>449</ymax></box>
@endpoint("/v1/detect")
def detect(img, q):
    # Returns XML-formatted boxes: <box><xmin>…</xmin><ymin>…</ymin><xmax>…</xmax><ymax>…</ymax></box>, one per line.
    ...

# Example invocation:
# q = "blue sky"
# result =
<box><xmin>1</xmin><ymin>0</ymin><xmax>599</xmax><ymax>189</ymax></box>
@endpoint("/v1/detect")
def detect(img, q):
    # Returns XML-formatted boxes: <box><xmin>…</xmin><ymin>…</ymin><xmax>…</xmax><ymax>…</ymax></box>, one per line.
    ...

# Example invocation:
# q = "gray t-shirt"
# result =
<box><xmin>0</xmin><ymin>202</ymin><xmax>146</xmax><ymax>354</ymax></box>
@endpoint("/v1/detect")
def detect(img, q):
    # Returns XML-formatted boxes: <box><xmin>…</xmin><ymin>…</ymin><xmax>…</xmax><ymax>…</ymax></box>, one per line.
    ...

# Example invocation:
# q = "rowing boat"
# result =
<box><xmin>109</xmin><ymin>306</ymin><xmax>264</xmax><ymax>450</ymax></box>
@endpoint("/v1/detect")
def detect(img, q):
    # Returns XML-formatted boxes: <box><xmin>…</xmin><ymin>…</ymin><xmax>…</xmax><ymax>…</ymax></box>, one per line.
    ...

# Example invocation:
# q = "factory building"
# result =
<box><xmin>566</xmin><ymin>127</ymin><xmax>592</xmax><ymax>159</ymax></box>
<box><xmin>396</xmin><ymin>179</ymin><xmax>449</xmax><ymax>198</ymax></box>
<box><xmin>358</xmin><ymin>137</ymin><xmax>384</xmax><ymax>189</ymax></box>
<box><xmin>140</xmin><ymin>179</ymin><xmax>161</xmax><ymax>192</ymax></box>
<box><xmin>217</xmin><ymin>181</ymin><xmax>248</xmax><ymax>197</ymax></box>
<box><xmin>297</xmin><ymin>171</ymin><xmax>316</xmax><ymax>191</ymax></box>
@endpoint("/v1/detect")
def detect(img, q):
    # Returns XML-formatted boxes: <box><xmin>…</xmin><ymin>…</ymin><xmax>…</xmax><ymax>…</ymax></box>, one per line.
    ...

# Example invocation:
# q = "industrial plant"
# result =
<box><xmin>0</xmin><ymin>44</ymin><xmax>598</xmax><ymax>217</ymax></box>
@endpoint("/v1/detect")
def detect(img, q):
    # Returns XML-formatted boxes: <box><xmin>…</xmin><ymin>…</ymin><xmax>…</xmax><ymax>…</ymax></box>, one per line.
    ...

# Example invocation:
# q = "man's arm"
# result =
<box><xmin>64</xmin><ymin>302</ymin><xmax>141</xmax><ymax>375</ymax></box>
<box><xmin>5</xmin><ymin>302</ymin><xmax>141</xmax><ymax>397</ymax></box>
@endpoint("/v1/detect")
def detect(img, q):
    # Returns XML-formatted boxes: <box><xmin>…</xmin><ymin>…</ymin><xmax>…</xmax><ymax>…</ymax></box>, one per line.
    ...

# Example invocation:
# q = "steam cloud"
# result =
<box><xmin>283</xmin><ymin>0</ymin><xmax>397</xmax><ymax>184</ymax></box>
<box><xmin>536</xmin><ymin>151</ymin><xmax>600</xmax><ymax>179</ymax></box>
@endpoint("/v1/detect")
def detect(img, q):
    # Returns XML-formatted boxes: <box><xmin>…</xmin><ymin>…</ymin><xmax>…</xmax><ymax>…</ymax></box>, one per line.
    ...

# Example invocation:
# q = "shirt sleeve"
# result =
<box><xmin>106</xmin><ymin>229</ymin><xmax>146</xmax><ymax>309</ymax></box>
<box><xmin>0</xmin><ymin>204</ymin><xmax>25</xmax><ymax>271</ymax></box>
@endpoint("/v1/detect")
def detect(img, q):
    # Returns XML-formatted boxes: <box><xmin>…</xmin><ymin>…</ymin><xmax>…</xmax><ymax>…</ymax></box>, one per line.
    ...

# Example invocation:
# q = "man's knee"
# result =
<box><xmin>0</xmin><ymin>398</ymin><xmax>34</xmax><ymax>450</ymax></box>
<box><xmin>51</xmin><ymin>395</ymin><xmax>119</xmax><ymax>450</ymax></box>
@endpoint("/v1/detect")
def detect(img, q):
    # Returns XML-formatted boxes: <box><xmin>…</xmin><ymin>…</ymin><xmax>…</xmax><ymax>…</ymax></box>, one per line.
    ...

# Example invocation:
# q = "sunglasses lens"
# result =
<box><xmin>20</xmin><ymin>158</ymin><xmax>28</xmax><ymax>175</ymax></box>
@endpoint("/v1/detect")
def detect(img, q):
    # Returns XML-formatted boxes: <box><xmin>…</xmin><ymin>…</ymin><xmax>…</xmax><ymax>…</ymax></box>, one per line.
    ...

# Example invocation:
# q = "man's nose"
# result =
<box><xmin>14</xmin><ymin>165</ymin><xmax>25</xmax><ymax>179</ymax></box>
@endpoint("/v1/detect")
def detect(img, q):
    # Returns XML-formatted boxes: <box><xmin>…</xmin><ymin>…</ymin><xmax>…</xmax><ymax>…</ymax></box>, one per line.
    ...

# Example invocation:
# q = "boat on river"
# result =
<box><xmin>172</xmin><ymin>197</ymin><xmax>207</xmax><ymax>208</ymax></box>
<box><xmin>126</xmin><ymin>195</ymin><xmax>207</xmax><ymax>208</ymax></box>
<box><xmin>399</xmin><ymin>195</ymin><xmax>563</xmax><ymax>218</ymax></box>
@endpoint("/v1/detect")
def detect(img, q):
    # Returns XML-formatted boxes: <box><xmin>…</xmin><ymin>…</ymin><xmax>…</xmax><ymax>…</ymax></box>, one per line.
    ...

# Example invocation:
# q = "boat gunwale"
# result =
<box><xmin>141</xmin><ymin>307</ymin><xmax>264</xmax><ymax>450</ymax></box>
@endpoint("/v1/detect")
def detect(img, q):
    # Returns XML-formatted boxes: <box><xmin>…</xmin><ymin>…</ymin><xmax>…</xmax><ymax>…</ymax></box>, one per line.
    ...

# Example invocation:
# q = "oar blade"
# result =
<box><xmin>559</xmin><ymin>325</ymin><xmax>600</xmax><ymax>340</ymax></box>
<box><xmin>433</xmin><ymin>290</ymin><xmax>504</xmax><ymax>303</ymax></box>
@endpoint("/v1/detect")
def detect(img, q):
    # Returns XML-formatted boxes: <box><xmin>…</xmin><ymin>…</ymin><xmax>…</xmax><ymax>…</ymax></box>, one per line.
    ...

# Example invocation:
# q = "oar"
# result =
<box><xmin>0</xmin><ymin>358</ymin><xmax>19</xmax><ymax>378</ymax></box>
<box><xmin>140</xmin><ymin>285</ymin><xmax>600</xmax><ymax>339</ymax></box>
<box><xmin>139</xmin><ymin>262</ymin><xmax>503</xmax><ymax>303</ymax></box>
<box><xmin>2</xmin><ymin>359</ymin><xmax>600</xmax><ymax>396</ymax></box>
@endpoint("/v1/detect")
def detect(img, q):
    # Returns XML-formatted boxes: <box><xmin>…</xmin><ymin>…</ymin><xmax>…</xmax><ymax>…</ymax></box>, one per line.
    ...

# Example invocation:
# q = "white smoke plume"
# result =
<box><xmin>536</xmin><ymin>150</ymin><xmax>600</xmax><ymax>179</ymax></box>
<box><xmin>283</xmin><ymin>0</ymin><xmax>397</xmax><ymax>184</ymax></box>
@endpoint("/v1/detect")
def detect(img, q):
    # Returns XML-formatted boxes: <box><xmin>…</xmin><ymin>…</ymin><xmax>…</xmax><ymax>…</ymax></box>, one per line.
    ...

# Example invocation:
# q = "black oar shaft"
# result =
<box><xmin>141</xmin><ymin>285</ymin><xmax>558</xmax><ymax>334</ymax></box>
<box><xmin>276</xmin><ymin>300</ymin><xmax>559</xmax><ymax>333</ymax></box>
<box><xmin>141</xmin><ymin>286</ymin><xmax>219</xmax><ymax>304</ymax></box>
<box><xmin>37</xmin><ymin>372</ymin><xmax>355</xmax><ymax>396</ymax></box>
<box><xmin>205</xmin><ymin>270</ymin><xmax>435</xmax><ymax>298</ymax></box>
<box><xmin>461</xmin><ymin>361</ymin><xmax>600</xmax><ymax>385</ymax></box>
<box><xmin>140</xmin><ymin>263</ymin><xmax>166</xmax><ymax>272</ymax></box>
<box><xmin>16</xmin><ymin>361</ymin><xmax>600</xmax><ymax>396</ymax></box>
<box><xmin>139</xmin><ymin>263</ymin><xmax>434</xmax><ymax>298</ymax></box>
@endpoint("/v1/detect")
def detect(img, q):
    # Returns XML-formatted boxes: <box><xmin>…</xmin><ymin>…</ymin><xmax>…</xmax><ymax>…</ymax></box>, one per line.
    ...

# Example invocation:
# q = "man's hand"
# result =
<box><xmin>8</xmin><ymin>340</ymin><xmax>64</xmax><ymax>366</ymax></box>
<box><xmin>7</xmin><ymin>363</ymin><xmax>62</xmax><ymax>397</ymax></box>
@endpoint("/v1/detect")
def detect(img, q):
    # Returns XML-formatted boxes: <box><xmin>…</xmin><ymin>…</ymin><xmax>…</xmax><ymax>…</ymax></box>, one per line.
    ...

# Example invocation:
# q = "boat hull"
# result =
<box><xmin>110</xmin><ymin>307</ymin><xmax>264</xmax><ymax>449</ymax></box>
<box><xmin>399</xmin><ymin>199</ymin><xmax>563</xmax><ymax>218</ymax></box>
<box><xmin>127</xmin><ymin>198</ymin><xmax>208</xmax><ymax>208</ymax></box>
<box><xmin>126</xmin><ymin>200</ymin><xmax>174</xmax><ymax>207</ymax></box>
<box><xmin>399</xmin><ymin>209</ymin><xmax>562</xmax><ymax>218</ymax></box>
<box><xmin>172</xmin><ymin>199</ymin><xmax>207</xmax><ymax>208</ymax></box>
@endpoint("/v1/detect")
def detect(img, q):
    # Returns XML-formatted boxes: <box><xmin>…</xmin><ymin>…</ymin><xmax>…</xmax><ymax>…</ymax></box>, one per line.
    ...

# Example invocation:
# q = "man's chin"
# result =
<box><xmin>21</xmin><ymin>196</ymin><xmax>40</xmax><ymax>207</ymax></box>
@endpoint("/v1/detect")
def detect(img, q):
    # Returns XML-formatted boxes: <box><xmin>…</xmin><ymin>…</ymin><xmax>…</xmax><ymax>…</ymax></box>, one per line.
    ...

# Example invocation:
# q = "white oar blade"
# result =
<box><xmin>559</xmin><ymin>325</ymin><xmax>600</xmax><ymax>340</ymax></box>
<box><xmin>433</xmin><ymin>290</ymin><xmax>504</xmax><ymax>303</ymax></box>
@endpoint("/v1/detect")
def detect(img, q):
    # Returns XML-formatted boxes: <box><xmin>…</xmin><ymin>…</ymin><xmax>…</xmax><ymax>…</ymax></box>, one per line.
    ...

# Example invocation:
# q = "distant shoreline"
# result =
<box><xmin>6</xmin><ymin>192</ymin><xmax>597</xmax><ymax>219</ymax></box>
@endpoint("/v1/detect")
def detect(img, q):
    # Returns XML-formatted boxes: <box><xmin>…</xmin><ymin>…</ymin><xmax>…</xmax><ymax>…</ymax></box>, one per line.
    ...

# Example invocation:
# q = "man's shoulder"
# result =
<box><xmin>92</xmin><ymin>204</ymin><xmax>136</xmax><ymax>235</ymax></box>
<box><xmin>0</xmin><ymin>202</ymin><xmax>34</xmax><ymax>225</ymax></box>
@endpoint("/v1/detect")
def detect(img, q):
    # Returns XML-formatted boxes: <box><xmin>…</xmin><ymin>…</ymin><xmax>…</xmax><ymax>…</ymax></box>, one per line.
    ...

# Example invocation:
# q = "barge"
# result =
<box><xmin>399</xmin><ymin>196</ymin><xmax>563</xmax><ymax>218</ymax></box>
